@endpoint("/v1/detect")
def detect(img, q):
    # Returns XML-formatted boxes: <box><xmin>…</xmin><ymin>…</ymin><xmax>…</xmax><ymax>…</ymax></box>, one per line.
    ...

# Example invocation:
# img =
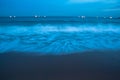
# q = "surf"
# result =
<box><xmin>0</xmin><ymin>23</ymin><xmax>120</xmax><ymax>54</ymax></box>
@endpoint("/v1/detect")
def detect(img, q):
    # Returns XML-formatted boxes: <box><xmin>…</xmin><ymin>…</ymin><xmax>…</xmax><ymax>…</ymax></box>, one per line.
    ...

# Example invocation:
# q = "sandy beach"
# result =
<box><xmin>1</xmin><ymin>51</ymin><xmax>120</xmax><ymax>80</ymax></box>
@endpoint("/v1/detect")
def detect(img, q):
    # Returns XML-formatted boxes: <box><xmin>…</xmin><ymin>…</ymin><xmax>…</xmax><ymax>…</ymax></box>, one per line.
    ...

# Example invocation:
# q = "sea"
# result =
<box><xmin>0</xmin><ymin>16</ymin><xmax>120</xmax><ymax>55</ymax></box>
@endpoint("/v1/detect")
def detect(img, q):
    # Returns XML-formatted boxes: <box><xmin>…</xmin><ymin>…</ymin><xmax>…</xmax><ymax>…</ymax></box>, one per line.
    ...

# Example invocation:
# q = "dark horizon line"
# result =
<box><xmin>0</xmin><ymin>16</ymin><xmax>120</xmax><ymax>19</ymax></box>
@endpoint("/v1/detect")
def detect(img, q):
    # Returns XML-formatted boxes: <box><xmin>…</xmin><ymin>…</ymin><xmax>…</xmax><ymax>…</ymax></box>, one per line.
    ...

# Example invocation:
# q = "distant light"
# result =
<box><xmin>13</xmin><ymin>16</ymin><xmax>16</xmax><ymax>18</ymax></box>
<box><xmin>44</xmin><ymin>16</ymin><xmax>46</xmax><ymax>18</ymax></box>
<box><xmin>104</xmin><ymin>17</ymin><xmax>106</xmax><ymax>18</ymax></box>
<box><xmin>9</xmin><ymin>16</ymin><xmax>12</xmax><ymax>18</ymax></box>
<box><xmin>109</xmin><ymin>16</ymin><xmax>112</xmax><ymax>19</ymax></box>
<box><xmin>81</xmin><ymin>16</ymin><xmax>85</xmax><ymax>18</ymax></box>
<box><xmin>35</xmin><ymin>15</ymin><xmax>38</xmax><ymax>18</ymax></box>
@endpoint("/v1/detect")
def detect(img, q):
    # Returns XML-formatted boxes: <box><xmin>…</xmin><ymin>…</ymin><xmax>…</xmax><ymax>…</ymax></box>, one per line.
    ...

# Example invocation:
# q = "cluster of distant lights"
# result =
<box><xmin>78</xmin><ymin>16</ymin><xmax>86</xmax><ymax>18</ymax></box>
<box><xmin>78</xmin><ymin>16</ymin><xmax>113</xmax><ymax>19</ymax></box>
<box><xmin>9</xmin><ymin>16</ymin><xmax>16</xmax><ymax>18</ymax></box>
<box><xmin>9</xmin><ymin>15</ymin><xmax>47</xmax><ymax>18</ymax></box>
<box><xmin>9</xmin><ymin>15</ymin><xmax>113</xmax><ymax>19</ymax></box>
<box><xmin>34</xmin><ymin>15</ymin><xmax>46</xmax><ymax>18</ymax></box>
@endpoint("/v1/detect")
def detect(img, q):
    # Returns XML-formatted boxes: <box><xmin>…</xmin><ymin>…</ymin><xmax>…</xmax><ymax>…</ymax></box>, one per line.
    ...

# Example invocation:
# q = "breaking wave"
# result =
<box><xmin>0</xmin><ymin>24</ymin><xmax>120</xmax><ymax>54</ymax></box>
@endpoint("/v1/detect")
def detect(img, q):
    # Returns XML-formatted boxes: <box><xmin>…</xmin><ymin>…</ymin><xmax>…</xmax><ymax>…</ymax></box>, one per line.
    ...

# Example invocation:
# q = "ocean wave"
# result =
<box><xmin>0</xmin><ymin>24</ymin><xmax>120</xmax><ymax>54</ymax></box>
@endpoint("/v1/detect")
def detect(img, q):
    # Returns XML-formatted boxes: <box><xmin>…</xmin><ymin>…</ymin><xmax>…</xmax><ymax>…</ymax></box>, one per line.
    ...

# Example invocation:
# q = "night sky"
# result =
<box><xmin>0</xmin><ymin>0</ymin><xmax>120</xmax><ymax>17</ymax></box>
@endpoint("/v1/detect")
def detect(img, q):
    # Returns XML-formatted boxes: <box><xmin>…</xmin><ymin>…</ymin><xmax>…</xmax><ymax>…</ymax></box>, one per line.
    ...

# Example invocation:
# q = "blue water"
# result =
<box><xmin>0</xmin><ymin>17</ymin><xmax>120</xmax><ymax>54</ymax></box>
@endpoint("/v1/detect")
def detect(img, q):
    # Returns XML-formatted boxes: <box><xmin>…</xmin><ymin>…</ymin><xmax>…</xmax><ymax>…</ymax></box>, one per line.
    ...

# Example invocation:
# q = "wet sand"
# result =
<box><xmin>0</xmin><ymin>51</ymin><xmax>120</xmax><ymax>80</ymax></box>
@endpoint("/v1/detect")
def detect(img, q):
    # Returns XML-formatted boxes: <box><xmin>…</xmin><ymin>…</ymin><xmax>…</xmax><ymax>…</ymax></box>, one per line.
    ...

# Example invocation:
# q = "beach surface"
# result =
<box><xmin>1</xmin><ymin>51</ymin><xmax>120</xmax><ymax>80</ymax></box>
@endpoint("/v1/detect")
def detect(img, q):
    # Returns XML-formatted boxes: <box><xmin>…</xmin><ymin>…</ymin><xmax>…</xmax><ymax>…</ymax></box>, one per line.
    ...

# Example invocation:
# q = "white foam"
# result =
<box><xmin>0</xmin><ymin>24</ymin><xmax>120</xmax><ymax>54</ymax></box>
<box><xmin>0</xmin><ymin>24</ymin><xmax>120</xmax><ymax>35</ymax></box>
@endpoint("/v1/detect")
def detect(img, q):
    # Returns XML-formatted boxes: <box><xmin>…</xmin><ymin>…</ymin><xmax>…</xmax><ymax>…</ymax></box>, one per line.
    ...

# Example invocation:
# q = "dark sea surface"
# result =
<box><xmin>0</xmin><ymin>17</ymin><xmax>120</xmax><ymax>80</ymax></box>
